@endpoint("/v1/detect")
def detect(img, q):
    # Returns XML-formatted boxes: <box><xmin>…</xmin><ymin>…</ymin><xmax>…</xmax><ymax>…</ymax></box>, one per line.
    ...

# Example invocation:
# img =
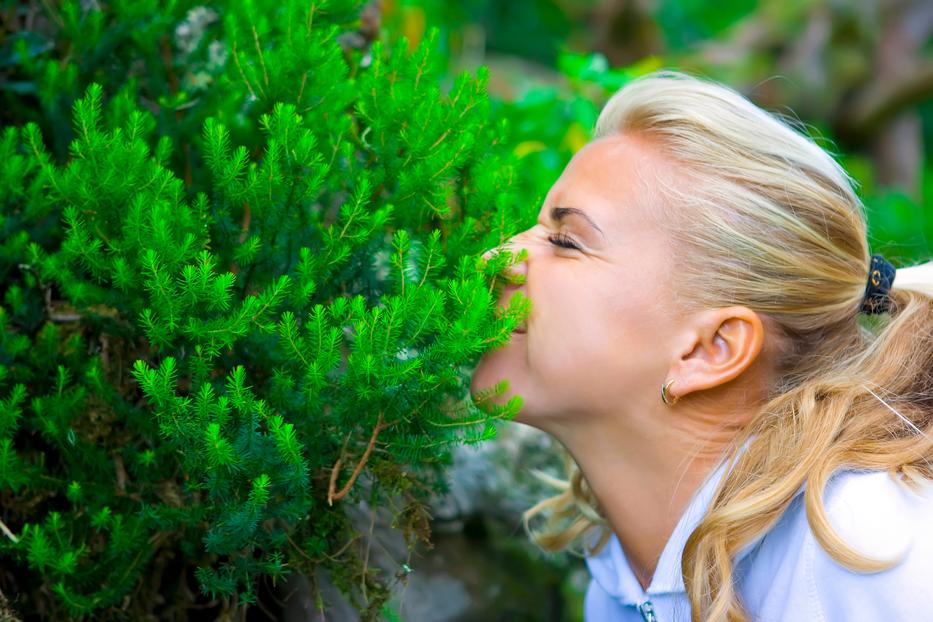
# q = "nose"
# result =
<box><xmin>481</xmin><ymin>235</ymin><xmax>529</xmax><ymax>281</ymax></box>
<box><xmin>481</xmin><ymin>236</ymin><xmax>516</xmax><ymax>262</ymax></box>
<box><xmin>482</xmin><ymin>228</ymin><xmax>536</xmax><ymax>261</ymax></box>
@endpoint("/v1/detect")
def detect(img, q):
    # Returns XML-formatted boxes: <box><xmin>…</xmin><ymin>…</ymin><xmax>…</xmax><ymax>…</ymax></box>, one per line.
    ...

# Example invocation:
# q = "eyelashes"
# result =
<box><xmin>547</xmin><ymin>233</ymin><xmax>580</xmax><ymax>250</ymax></box>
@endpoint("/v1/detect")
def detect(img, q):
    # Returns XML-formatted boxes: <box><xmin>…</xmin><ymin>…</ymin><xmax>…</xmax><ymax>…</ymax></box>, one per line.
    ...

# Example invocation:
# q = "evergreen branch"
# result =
<box><xmin>296</xmin><ymin>71</ymin><xmax>308</xmax><ymax>109</ymax></box>
<box><xmin>327</xmin><ymin>411</ymin><xmax>387</xmax><ymax>505</ymax></box>
<box><xmin>74</xmin><ymin>83</ymin><xmax>103</xmax><ymax>148</ymax></box>
<box><xmin>427</xmin><ymin>90</ymin><xmax>479</xmax><ymax>152</ymax></box>
<box><xmin>231</xmin><ymin>41</ymin><xmax>258</xmax><ymax>100</ymax></box>
<box><xmin>24</xmin><ymin>124</ymin><xmax>66</xmax><ymax>198</ymax></box>
<box><xmin>306</xmin><ymin>1</ymin><xmax>317</xmax><ymax>36</ymax></box>
<box><xmin>279</xmin><ymin>313</ymin><xmax>311</xmax><ymax>368</ymax></box>
<box><xmin>424</xmin><ymin>414</ymin><xmax>489</xmax><ymax>428</ymax></box>
<box><xmin>391</xmin><ymin>229</ymin><xmax>410</xmax><ymax>296</ymax></box>
<box><xmin>249</xmin><ymin>275</ymin><xmax>290</xmax><ymax>326</ymax></box>
<box><xmin>412</xmin><ymin>35</ymin><xmax>431</xmax><ymax>92</ymax></box>
<box><xmin>251</xmin><ymin>25</ymin><xmax>270</xmax><ymax>89</ymax></box>
<box><xmin>407</xmin><ymin>289</ymin><xmax>442</xmax><ymax>343</ymax></box>
<box><xmin>382</xmin><ymin>299</ymin><xmax>401</xmax><ymax>354</ymax></box>
<box><xmin>429</xmin><ymin>141</ymin><xmax>468</xmax><ymax>180</ymax></box>
<box><xmin>337</xmin><ymin>177</ymin><xmax>371</xmax><ymax>242</ymax></box>
<box><xmin>327</xmin><ymin>126</ymin><xmax>346</xmax><ymax>171</ymax></box>
<box><xmin>416</xmin><ymin>230</ymin><xmax>443</xmax><ymax>288</ymax></box>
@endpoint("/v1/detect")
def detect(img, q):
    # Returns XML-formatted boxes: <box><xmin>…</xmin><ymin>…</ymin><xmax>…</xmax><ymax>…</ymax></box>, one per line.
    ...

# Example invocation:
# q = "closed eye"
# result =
<box><xmin>547</xmin><ymin>233</ymin><xmax>580</xmax><ymax>250</ymax></box>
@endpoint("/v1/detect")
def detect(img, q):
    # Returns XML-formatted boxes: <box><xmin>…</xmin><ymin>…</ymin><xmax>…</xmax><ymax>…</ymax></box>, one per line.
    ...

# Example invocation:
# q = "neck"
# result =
<box><xmin>546</xmin><ymin>408</ymin><xmax>740</xmax><ymax>591</ymax></box>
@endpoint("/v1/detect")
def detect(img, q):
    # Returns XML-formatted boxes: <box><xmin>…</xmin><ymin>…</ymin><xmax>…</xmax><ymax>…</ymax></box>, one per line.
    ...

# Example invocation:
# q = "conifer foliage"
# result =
<box><xmin>0</xmin><ymin>0</ymin><xmax>532</xmax><ymax>617</ymax></box>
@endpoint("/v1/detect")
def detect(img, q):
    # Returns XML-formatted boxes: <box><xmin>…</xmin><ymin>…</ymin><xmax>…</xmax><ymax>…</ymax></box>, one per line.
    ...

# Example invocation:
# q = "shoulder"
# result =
<box><xmin>820</xmin><ymin>469</ymin><xmax>925</xmax><ymax>556</ymax></box>
<box><xmin>809</xmin><ymin>469</ymin><xmax>933</xmax><ymax>619</ymax></box>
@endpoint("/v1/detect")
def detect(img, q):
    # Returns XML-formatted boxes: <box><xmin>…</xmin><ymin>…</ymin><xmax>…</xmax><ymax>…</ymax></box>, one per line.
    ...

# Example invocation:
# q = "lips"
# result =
<box><xmin>513</xmin><ymin>325</ymin><xmax>527</xmax><ymax>334</ymax></box>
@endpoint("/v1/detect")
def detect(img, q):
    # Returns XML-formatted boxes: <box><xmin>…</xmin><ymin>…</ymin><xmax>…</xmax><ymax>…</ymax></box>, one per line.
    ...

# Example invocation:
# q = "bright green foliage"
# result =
<box><xmin>0</xmin><ymin>0</ymin><xmax>533</xmax><ymax>618</ymax></box>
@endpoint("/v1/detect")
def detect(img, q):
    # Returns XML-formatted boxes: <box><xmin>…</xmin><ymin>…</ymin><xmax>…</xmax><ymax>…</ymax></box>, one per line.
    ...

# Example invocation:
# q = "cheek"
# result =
<box><xmin>546</xmin><ymin>288</ymin><xmax>663</xmax><ymax>385</ymax></box>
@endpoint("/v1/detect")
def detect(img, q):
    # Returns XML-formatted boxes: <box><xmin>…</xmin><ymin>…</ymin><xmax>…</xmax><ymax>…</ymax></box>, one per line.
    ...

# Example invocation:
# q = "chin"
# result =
<box><xmin>470</xmin><ymin>328</ymin><xmax>532</xmax><ymax>405</ymax></box>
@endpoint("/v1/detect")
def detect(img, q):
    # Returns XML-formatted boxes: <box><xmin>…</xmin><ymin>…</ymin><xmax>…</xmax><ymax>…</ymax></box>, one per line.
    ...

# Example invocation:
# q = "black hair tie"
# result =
<box><xmin>860</xmin><ymin>254</ymin><xmax>896</xmax><ymax>315</ymax></box>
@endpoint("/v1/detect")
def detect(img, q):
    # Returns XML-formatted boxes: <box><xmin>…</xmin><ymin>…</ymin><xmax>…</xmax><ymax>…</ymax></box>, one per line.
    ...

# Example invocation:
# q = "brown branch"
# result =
<box><xmin>159</xmin><ymin>35</ymin><xmax>180</xmax><ymax>94</ymax></box>
<box><xmin>286</xmin><ymin>529</ymin><xmax>360</xmax><ymax>565</ymax></box>
<box><xmin>114</xmin><ymin>452</ymin><xmax>128</xmax><ymax>496</ymax></box>
<box><xmin>327</xmin><ymin>411</ymin><xmax>387</xmax><ymax>505</ymax></box>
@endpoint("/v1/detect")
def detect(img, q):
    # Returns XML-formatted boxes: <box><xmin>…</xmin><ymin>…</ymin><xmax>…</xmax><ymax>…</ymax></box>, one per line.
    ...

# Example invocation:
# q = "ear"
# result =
<box><xmin>667</xmin><ymin>306</ymin><xmax>765</xmax><ymax>400</ymax></box>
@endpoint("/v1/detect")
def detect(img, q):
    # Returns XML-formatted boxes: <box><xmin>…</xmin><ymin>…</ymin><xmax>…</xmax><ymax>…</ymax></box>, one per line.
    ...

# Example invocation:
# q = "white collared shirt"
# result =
<box><xmin>584</xmin><ymin>450</ymin><xmax>933</xmax><ymax>621</ymax></box>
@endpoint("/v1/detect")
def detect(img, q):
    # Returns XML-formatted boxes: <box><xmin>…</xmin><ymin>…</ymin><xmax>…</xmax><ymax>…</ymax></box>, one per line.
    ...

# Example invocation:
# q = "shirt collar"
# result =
<box><xmin>585</xmin><ymin>438</ymin><xmax>764</xmax><ymax>605</ymax></box>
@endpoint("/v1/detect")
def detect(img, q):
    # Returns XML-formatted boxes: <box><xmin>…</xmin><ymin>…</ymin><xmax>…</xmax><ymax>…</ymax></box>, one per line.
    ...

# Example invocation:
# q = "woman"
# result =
<box><xmin>470</xmin><ymin>70</ymin><xmax>933</xmax><ymax>621</ymax></box>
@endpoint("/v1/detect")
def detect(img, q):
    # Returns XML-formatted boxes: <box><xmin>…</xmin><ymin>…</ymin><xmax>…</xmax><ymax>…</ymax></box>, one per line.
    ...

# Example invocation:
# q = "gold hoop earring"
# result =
<box><xmin>661</xmin><ymin>379</ymin><xmax>679</xmax><ymax>406</ymax></box>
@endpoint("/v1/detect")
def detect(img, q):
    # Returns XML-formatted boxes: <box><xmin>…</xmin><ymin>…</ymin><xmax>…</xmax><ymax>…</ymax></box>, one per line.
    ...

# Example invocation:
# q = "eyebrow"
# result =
<box><xmin>550</xmin><ymin>206</ymin><xmax>606</xmax><ymax>239</ymax></box>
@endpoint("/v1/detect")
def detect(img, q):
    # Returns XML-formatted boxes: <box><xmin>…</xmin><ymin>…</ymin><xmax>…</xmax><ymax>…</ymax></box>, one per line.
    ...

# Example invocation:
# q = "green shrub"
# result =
<box><xmin>0</xmin><ymin>1</ymin><xmax>531</xmax><ymax>618</ymax></box>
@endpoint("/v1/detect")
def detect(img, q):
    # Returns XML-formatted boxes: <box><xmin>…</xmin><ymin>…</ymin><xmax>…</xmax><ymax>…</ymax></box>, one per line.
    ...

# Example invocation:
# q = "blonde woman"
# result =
<box><xmin>471</xmin><ymin>70</ymin><xmax>933</xmax><ymax>621</ymax></box>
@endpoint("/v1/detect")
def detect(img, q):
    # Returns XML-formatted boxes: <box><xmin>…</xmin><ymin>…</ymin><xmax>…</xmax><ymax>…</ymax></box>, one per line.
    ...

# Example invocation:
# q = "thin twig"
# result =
<box><xmin>297</xmin><ymin>71</ymin><xmax>308</xmax><ymax>109</ymax></box>
<box><xmin>327</xmin><ymin>412</ymin><xmax>386</xmax><ymax>505</ymax></box>
<box><xmin>252</xmin><ymin>25</ymin><xmax>269</xmax><ymax>88</ymax></box>
<box><xmin>232</xmin><ymin>41</ymin><xmax>258</xmax><ymax>100</ymax></box>
<box><xmin>306</xmin><ymin>2</ymin><xmax>317</xmax><ymax>36</ymax></box>
<box><xmin>361</xmin><ymin>503</ymin><xmax>376</xmax><ymax>603</ymax></box>
<box><xmin>0</xmin><ymin>518</ymin><xmax>18</xmax><ymax>543</ymax></box>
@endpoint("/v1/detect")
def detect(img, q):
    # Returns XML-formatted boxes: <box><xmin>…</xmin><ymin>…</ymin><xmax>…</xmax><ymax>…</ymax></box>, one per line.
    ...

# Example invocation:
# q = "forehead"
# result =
<box><xmin>542</xmin><ymin>133</ymin><xmax>669</xmax><ymax>231</ymax></box>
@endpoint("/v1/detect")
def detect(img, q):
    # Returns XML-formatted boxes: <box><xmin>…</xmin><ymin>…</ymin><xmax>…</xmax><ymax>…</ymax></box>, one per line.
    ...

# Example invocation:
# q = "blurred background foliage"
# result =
<box><xmin>381</xmin><ymin>0</ymin><xmax>931</xmax><ymax>266</ymax></box>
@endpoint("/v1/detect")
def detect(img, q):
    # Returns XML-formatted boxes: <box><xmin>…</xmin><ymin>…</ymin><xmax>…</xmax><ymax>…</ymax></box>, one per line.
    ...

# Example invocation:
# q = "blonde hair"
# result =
<box><xmin>521</xmin><ymin>70</ymin><xmax>933</xmax><ymax>621</ymax></box>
